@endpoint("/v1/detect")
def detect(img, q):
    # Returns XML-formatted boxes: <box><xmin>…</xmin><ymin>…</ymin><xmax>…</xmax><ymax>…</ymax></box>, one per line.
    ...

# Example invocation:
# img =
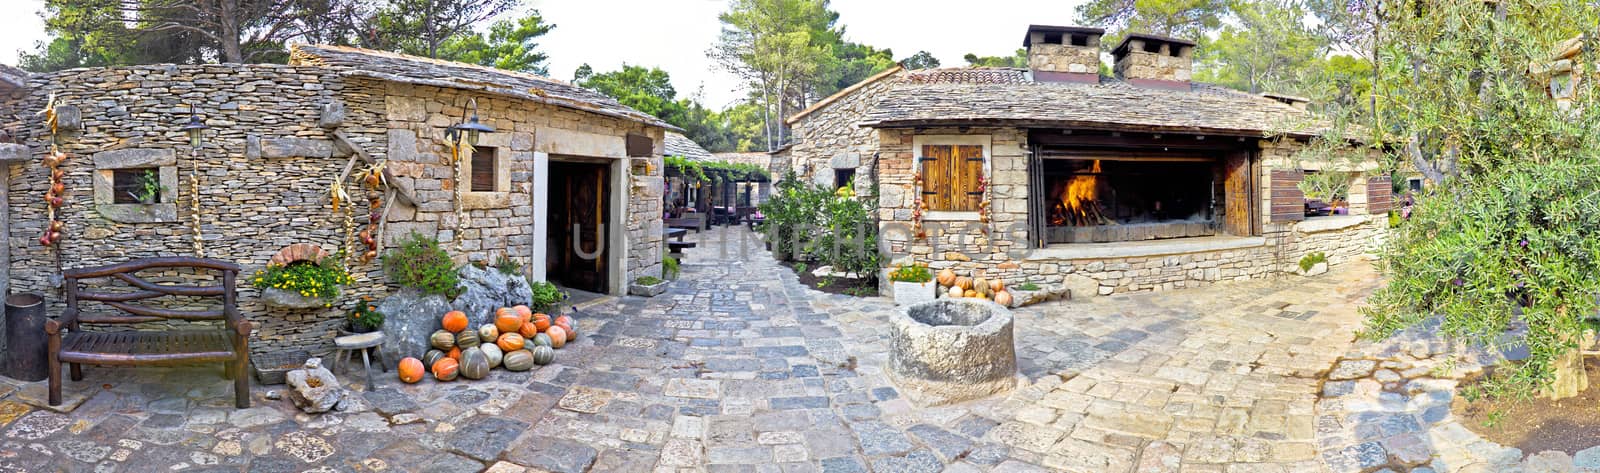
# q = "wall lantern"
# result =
<box><xmin>178</xmin><ymin>103</ymin><xmax>208</xmax><ymax>149</ymax></box>
<box><xmin>445</xmin><ymin>98</ymin><xmax>495</xmax><ymax>146</ymax></box>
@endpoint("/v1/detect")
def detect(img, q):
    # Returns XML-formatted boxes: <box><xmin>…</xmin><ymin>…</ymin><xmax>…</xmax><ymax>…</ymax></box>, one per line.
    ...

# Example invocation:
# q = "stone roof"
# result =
<box><xmin>664</xmin><ymin>132</ymin><xmax>711</xmax><ymax>161</ymax></box>
<box><xmin>0</xmin><ymin>64</ymin><xmax>30</xmax><ymax>90</ymax></box>
<box><xmin>903</xmin><ymin>68</ymin><xmax>1030</xmax><ymax>85</ymax></box>
<box><xmin>786</xmin><ymin>65</ymin><xmax>903</xmax><ymax>125</ymax></box>
<box><xmin>861</xmin><ymin>75</ymin><xmax>1333</xmax><ymax>137</ymax></box>
<box><xmin>290</xmin><ymin>44</ymin><xmax>674</xmax><ymax>130</ymax></box>
<box><xmin>710</xmin><ymin>152</ymin><xmax>772</xmax><ymax>167</ymax></box>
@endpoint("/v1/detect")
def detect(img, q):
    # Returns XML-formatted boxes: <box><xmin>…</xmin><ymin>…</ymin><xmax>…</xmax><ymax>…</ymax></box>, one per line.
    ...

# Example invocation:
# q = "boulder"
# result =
<box><xmin>375</xmin><ymin>288</ymin><xmax>453</xmax><ymax>363</ymax></box>
<box><xmin>285</xmin><ymin>358</ymin><xmax>342</xmax><ymax>414</ymax></box>
<box><xmin>450</xmin><ymin>265</ymin><xmax>533</xmax><ymax>327</ymax></box>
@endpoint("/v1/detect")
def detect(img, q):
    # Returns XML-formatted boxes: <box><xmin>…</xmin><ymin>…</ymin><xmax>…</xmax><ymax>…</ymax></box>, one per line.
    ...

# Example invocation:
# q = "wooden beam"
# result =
<box><xmin>329</xmin><ymin>131</ymin><xmax>417</xmax><ymax>206</ymax></box>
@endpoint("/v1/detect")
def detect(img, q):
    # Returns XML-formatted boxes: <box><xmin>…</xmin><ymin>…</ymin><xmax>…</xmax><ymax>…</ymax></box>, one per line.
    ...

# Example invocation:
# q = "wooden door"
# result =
<box><xmin>548</xmin><ymin>160</ymin><xmax>610</xmax><ymax>293</ymax></box>
<box><xmin>1222</xmin><ymin>151</ymin><xmax>1254</xmax><ymax>236</ymax></box>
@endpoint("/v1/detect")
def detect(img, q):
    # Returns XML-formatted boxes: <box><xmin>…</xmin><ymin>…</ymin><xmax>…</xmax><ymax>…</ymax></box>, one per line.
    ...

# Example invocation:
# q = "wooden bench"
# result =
<box><xmin>47</xmin><ymin>257</ymin><xmax>252</xmax><ymax>408</ymax></box>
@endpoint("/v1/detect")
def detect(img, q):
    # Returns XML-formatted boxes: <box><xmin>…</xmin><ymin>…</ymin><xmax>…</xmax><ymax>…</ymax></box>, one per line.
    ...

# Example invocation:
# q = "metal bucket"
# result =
<box><xmin>4</xmin><ymin>293</ymin><xmax>47</xmax><ymax>382</ymax></box>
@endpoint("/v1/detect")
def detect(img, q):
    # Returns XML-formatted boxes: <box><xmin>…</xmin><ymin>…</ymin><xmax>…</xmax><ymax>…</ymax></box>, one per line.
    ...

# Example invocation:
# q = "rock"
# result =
<box><xmin>375</xmin><ymin>288</ymin><xmax>454</xmax><ymax>363</ymax></box>
<box><xmin>451</xmin><ymin>265</ymin><xmax>534</xmax><ymax>327</ymax></box>
<box><xmin>1525</xmin><ymin>450</ymin><xmax>1574</xmax><ymax>473</ymax></box>
<box><xmin>1573</xmin><ymin>445</ymin><xmax>1600</xmax><ymax>471</ymax></box>
<box><xmin>1374</xmin><ymin>369</ymin><xmax>1401</xmax><ymax>383</ymax></box>
<box><xmin>1329</xmin><ymin>360</ymin><xmax>1377</xmax><ymax>380</ymax></box>
<box><xmin>264</xmin><ymin>390</ymin><xmax>281</xmax><ymax>400</ymax></box>
<box><xmin>285</xmin><ymin>358</ymin><xmax>343</xmax><ymax>414</ymax></box>
<box><xmin>261</xmin><ymin>288</ymin><xmax>327</xmax><ymax>309</ymax></box>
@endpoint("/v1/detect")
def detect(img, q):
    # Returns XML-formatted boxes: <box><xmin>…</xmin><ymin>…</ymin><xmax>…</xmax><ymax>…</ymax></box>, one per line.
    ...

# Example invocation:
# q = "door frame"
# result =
<box><xmin>530</xmin><ymin>153</ymin><xmax>628</xmax><ymax>296</ymax></box>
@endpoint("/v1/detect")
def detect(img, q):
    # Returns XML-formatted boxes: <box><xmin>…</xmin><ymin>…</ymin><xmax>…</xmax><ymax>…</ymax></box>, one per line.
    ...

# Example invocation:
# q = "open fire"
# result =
<box><xmin>1042</xmin><ymin>158</ymin><xmax>1218</xmax><ymax>243</ymax></box>
<box><xmin>1051</xmin><ymin>160</ymin><xmax>1115</xmax><ymax>226</ymax></box>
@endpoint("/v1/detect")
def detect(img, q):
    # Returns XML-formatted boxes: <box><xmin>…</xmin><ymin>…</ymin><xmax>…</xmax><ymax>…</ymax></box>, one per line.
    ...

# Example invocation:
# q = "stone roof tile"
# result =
<box><xmin>665</xmin><ymin>132</ymin><xmax>712</xmax><ymax>161</ymax></box>
<box><xmin>290</xmin><ymin>44</ymin><xmax>672</xmax><ymax>129</ymax></box>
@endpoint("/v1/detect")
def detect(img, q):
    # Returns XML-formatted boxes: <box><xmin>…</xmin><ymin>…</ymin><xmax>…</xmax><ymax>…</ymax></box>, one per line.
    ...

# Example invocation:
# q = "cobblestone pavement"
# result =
<box><xmin>0</xmin><ymin>226</ymin><xmax>1385</xmax><ymax>472</ymax></box>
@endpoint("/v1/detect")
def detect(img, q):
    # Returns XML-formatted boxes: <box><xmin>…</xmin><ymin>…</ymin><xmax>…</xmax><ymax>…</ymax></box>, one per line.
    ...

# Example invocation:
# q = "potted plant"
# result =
<box><xmin>662</xmin><ymin>256</ymin><xmax>681</xmax><ymax>280</ymax></box>
<box><xmin>629</xmin><ymin>276</ymin><xmax>669</xmax><ymax>297</ymax></box>
<box><xmin>529</xmin><ymin>280</ymin><xmax>568</xmax><ymax>314</ymax></box>
<box><xmin>1297</xmin><ymin>251</ymin><xmax>1329</xmax><ymax>276</ymax></box>
<box><xmin>341</xmin><ymin>298</ymin><xmax>384</xmax><ymax>335</ymax></box>
<box><xmin>252</xmin><ymin>255</ymin><xmax>353</xmax><ymax>309</ymax></box>
<box><xmin>128</xmin><ymin>169</ymin><xmax>166</xmax><ymax>204</ymax></box>
<box><xmin>888</xmin><ymin>263</ymin><xmax>936</xmax><ymax>306</ymax></box>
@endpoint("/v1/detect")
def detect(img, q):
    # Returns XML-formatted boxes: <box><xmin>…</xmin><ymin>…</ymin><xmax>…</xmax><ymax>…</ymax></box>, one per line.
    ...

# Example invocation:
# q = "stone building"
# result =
<box><xmin>0</xmin><ymin>45</ymin><xmax>671</xmax><ymax>355</ymax></box>
<box><xmin>784</xmin><ymin>25</ymin><xmax>1388</xmax><ymax>296</ymax></box>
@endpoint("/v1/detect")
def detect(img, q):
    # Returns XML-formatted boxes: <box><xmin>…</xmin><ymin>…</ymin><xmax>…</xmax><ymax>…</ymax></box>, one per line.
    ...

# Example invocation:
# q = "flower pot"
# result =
<box><xmin>629</xmin><ymin>280</ymin><xmax>669</xmax><ymax>297</ymax></box>
<box><xmin>892</xmin><ymin>280</ymin><xmax>937</xmax><ymax>306</ymax></box>
<box><xmin>262</xmin><ymin>288</ymin><xmax>329</xmax><ymax>309</ymax></box>
<box><xmin>339</xmin><ymin>322</ymin><xmax>380</xmax><ymax>336</ymax></box>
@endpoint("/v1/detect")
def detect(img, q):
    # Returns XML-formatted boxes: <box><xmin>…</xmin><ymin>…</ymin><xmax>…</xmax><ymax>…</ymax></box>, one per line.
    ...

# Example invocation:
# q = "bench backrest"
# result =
<box><xmin>64</xmin><ymin>257</ymin><xmax>240</xmax><ymax>324</ymax></box>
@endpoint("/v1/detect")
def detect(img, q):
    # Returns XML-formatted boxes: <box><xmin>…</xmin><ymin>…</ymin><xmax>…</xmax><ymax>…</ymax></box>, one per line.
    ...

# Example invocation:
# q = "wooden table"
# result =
<box><xmin>665</xmin><ymin>228</ymin><xmax>687</xmax><ymax>241</ymax></box>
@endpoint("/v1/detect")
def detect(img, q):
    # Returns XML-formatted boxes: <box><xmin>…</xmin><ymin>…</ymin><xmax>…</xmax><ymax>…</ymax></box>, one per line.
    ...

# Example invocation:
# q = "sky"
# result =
<box><xmin>0</xmin><ymin>0</ymin><xmax>1089</xmax><ymax>107</ymax></box>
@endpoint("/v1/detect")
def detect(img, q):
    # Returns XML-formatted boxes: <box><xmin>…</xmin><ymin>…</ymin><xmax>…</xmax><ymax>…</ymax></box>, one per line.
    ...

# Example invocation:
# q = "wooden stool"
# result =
<box><xmin>331</xmin><ymin>331</ymin><xmax>386</xmax><ymax>391</ymax></box>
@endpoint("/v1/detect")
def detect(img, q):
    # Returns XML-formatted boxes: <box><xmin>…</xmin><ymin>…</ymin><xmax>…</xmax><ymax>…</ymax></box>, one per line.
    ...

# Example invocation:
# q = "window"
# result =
<box><xmin>1408</xmin><ymin>178</ymin><xmax>1423</xmax><ymax>192</ymax></box>
<box><xmin>834</xmin><ymin>169</ymin><xmax>855</xmax><ymax>190</ymax></box>
<box><xmin>1044</xmin><ymin>33</ymin><xmax>1063</xmax><ymax>45</ymax></box>
<box><xmin>470</xmin><ymin>146</ymin><xmax>497</xmax><ymax>192</ymax></box>
<box><xmin>112</xmin><ymin>168</ymin><xmax>162</xmax><ymax>204</ymax></box>
<box><xmin>919</xmin><ymin>144</ymin><xmax>985</xmax><ymax>211</ymax></box>
<box><xmin>1069</xmin><ymin>34</ymin><xmax>1089</xmax><ymax>47</ymax></box>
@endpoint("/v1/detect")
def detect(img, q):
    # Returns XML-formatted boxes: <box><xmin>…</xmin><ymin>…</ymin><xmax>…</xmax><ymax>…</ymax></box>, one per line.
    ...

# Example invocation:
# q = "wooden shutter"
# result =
<box><xmin>953</xmin><ymin>145</ymin><xmax>984</xmax><ymax>211</ymax></box>
<box><xmin>1367</xmin><ymin>175</ymin><xmax>1392</xmax><ymax>214</ymax></box>
<box><xmin>920</xmin><ymin>145</ymin><xmax>951</xmax><ymax>210</ymax></box>
<box><xmin>1270</xmin><ymin>170</ymin><xmax>1305</xmax><ymax>222</ymax></box>
<box><xmin>471</xmin><ymin>147</ymin><xmax>496</xmax><ymax>192</ymax></box>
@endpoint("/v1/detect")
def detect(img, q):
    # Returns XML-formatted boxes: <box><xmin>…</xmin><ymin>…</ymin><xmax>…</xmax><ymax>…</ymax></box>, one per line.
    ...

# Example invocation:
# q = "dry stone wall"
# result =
<box><xmin>3</xmin><ymin>65</ymin><xmax>664</xmax><ymax>356</ymax></box>
<box><xmin>788</xmin><ymin>72</ymin><xmax>902</xmax><ymax>191</ymax></box>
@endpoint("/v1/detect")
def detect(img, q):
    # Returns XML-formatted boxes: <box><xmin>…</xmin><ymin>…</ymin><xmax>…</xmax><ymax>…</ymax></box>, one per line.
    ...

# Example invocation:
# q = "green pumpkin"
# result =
<box><xmin>479</xmin><ymin>343</ymin><xmax>504</xmax><ymax>369</ymax></box>
<box><xmin>531</xmin><ymin>333</ymin><xmax>553</xmax><ymax>348</ymax></box>
<box><xmin>429</xmin><ymin>330</ymin><xmax>456</xmax><ymax>350</ymax></box>
<box><xmin>456</xmin><ymin>330</ymin><xmax>481</xmax><ymax>349</ymax></box>
<box><xmin>459</xmin><ymin>347</ymin><xmax>490</xmax><ymax>380</ymax></box>
<box><xmin>502</xmin><ymin>349</ymin><xmax>536</xmax><ymax>371</ymax></box>
<box><xmin>531</xmin><ymin>345</ymin><xmax>555</xmax><ymax>365</ymax></box>
<box><xmin>478</xmin><ymin>324</ymin><xmax>499</xmax><ymax>342</ymax></box>
<box><xmin>422</xmin><ymin>349</ymin><xmax>445</xmax><ymax>367</ymax></box>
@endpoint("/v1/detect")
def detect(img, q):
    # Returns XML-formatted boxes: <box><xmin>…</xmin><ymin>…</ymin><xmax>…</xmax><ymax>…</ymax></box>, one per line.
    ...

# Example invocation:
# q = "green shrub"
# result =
<box><xmin>347</xmin><ymin>298</ymin><xmax>384</xmax><ymax>331</ymax></box>
<box><xmin>494</xmin><ymin>255</ymin><xmax>522</xmax><ymax>276</ymax></box>
<box><xmin>758</xmin><ymin>172</ymin><xmax>880</xmax><ymax>280</ymax></box>
<box><xmin>1298</xmin><ymin>252</ymin><xmax>1327</xmax><ymax>272</ymax></box>
<box><xmin>382</xmin><ymin>232</ymin><xmax>460</xmax><ymax>298</ymax></box>
<box><xmin>635</xmin><ymin>276</ymin><xmax>663</xmax><ymax>285</ymax></box>
<box><xmin>528</xmin><ymin>280</ymin><xmax>567</xmax><ymax>314</ymax></box>
<box><xmin>662</xmin><ymin>256</ymin><xmax>680</xmax><ymax>279</ymax></box>
<box><xmin>1016</xmin><ymin>282</ymin><xmax>1040</xmax><ymax>291</ymax></box>
<box><xmin>887</xmin><ymin>264</ymin><xmax>932</xmax><ymax>283</ymax></box>
<box><xmin>251</xmin><ymin>256</ymin><xmax>352</xmax><ymax>303</ymax></box>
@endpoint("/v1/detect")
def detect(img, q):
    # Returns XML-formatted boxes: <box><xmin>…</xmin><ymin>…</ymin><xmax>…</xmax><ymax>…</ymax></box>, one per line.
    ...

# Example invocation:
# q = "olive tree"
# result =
<box><xmin>1361</xmin><ymin>0</ymin><xmax>1600</xmax><ymax>399</ymax></box>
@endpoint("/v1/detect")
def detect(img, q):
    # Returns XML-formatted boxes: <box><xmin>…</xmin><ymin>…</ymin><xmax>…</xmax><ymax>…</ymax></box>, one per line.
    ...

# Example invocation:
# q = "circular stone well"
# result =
<box><xmin>888</xmin><ymin>298</ymin><xmax>1017</xmax><ymax>405</ymax></box>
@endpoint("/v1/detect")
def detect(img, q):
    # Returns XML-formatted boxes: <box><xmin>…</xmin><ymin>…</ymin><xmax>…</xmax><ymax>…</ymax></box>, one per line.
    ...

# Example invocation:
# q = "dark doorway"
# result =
<box><xmin>547</xmin><ymin>159</ymin><xmax>611</xmax><ymax>293</ymax></box>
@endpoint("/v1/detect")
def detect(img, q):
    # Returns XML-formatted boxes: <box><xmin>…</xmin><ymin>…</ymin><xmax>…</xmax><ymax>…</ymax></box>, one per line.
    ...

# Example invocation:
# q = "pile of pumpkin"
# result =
<box><xmin>935</xmin><ymin>268</ymin><xmax>1014</xmax><ymax>307</ymax></box>
<box><xmin>395</xmin><ymin>305</ymin><xmax>578</xmax><ymax>383</ymax></box>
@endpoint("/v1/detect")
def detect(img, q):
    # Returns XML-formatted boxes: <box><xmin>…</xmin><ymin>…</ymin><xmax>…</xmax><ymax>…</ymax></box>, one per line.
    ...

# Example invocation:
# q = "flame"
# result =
<box><xmin>1051</xmin><ymin>160</ymin><xmax>1105</xmax><ymax>226</ymax></box>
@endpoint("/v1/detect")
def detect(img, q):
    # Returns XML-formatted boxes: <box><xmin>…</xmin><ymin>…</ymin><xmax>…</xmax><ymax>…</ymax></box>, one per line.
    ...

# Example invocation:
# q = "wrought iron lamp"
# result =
<box><xmin>445</xmin><ymin>98</ymin><xmax>495</xmax><ymax>146</ymax></box>
<box><xmin>179</xmin><ymin>104</ymin><xmax>208</xmax><ymax>148</ymax></box>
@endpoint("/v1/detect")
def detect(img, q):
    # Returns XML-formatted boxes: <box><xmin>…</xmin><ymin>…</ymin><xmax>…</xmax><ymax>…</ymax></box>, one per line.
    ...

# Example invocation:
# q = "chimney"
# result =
<box><xmin>1112</xmin><ymin>33</ymin><xmax>1196</xmax><ymax>90</ymax></box>
<box><xmin>1024</xmin><ymin>25</ymin><xmax>1105</xmax><ymax>84</ymax></box>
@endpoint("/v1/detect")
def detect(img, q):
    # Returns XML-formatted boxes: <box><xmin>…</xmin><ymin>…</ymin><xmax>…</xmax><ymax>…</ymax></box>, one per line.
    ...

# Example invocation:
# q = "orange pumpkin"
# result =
<box><xmin>431</xmin><ymin>358</ymin><xmax>459</xmax><ymax>381</ymax></box>
<box><xmin>513</xmin><ymin>305</ymin><xmax>533</xmax><ymax>323</ymax></box>
<box><xmin>532</xmin><ymin>313</ymin><xmax>552</xmax><ymax>332</ymax></box>
<box><xmin>936</xmin><ymin>268</ymin><xmax>957</xmax><ymax>286</ymax></box>
<box><xmin>441</xmin><ymin>310</ymin><xmax>469</xmax><ymax>333</ymax></box>
<box><xmin>554</xmin><ymin>321</ymin><xmax>573</xmax><ymax>338</ymax></box>
<box><xmin>497</xmin><ymin>332</ymin><xmax>526</xmax><ymax>351</ymax></box>
<box><xmin>554</xmin><ymin>315</ymin><xmax>574</xmax><ymax>327</ymax></box>
<box><xmin>447</xmin><ymin>347</ymin><xmax>462</xmax><ymax>361</ymax></box>
<box><xmin>398</xmin><ymin>357</ymin><xmax>425</xmax><ymax>383</ymax></box>
<box><xmin>989</xmin><ymin>278</ymin><xmax>1004</xmax><ymax>293</ymax></box>
<box><xmin>518</xmin><ymin>321</ymin><xmax>539</xmax><ymax>338</ymax></box>
<box><xmin>963</xmin><ymin>289</ymin><xmax>977</xmax><ymax>298</ymax></box>
<box><xmin>994</xmin><ymin>290</ymin><xmax>1014</xmax><ymax>307</ymax></box>
<box><xmin>546</xmin><ymin>325</ymin><xmax>568</xmax><ymax>348</ymax></box>
<box><xmin>954</xmin><ymin>276</ymin><xmax>973</xmax><ymax>291</ymax></box>
<box><xmin>494</xmin><ymin>308</ymin><xmax>522</xmax><ymax>333</ymax></box>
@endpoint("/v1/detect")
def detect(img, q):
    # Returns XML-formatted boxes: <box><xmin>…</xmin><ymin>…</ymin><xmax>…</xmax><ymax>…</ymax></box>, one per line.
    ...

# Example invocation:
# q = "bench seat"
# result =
<box><xmin>60</xmin><ymin>330</ymin><xmax>237</xmax><ymax>365</ymax></box>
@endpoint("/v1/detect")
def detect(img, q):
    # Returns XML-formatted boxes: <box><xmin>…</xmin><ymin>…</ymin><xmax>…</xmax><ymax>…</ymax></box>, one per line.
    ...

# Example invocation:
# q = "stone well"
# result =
<box><xmin>888</xmin><ymin>299</ymin><xmax>1017</xmax><ymax>405</ymax></box>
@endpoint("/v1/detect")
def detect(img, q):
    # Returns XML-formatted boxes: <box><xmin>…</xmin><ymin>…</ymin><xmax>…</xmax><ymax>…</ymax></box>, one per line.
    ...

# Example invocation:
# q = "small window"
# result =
<box><xmin>1169</xmin><ymin>45</ymin><xmax>1185</xmax><ymax>58</ymax></box>
<box><xmin>919</xmin><ymin>144</ymin><xmax>984</xmax><ymax>211</ymax></box>
<box><xmin>1069</xmin><ymin>34</ymin><xmax>1089</xmax><ymax>47</ymax></box>
<box><xmin>112</xmin><ymin>168</ymin><xmax>162</xmax><ymax>204</ymax></box>
<box><xmin>471</xmin><ymin>146</ymin><xmax>497</xmax><ymax>192</ymax></box>
<box><xmin>1143</xmin><ymin>42</ymin><xmax>1162</xmax><ymax>54</ymax></box>
<box><xmin>1044</xmin><ymin>33</ymin><xmax>1063</xmax><ymax>45</ymax></box>
<box><xmin>1408</xmin><ymin>178</ymin><xmax>1423</xmax><ymax>192</ymax></box>
<box><xmin>834</xmin><ymin>169</ymin><xmax>855</xmax><ymax>190</ymax></box>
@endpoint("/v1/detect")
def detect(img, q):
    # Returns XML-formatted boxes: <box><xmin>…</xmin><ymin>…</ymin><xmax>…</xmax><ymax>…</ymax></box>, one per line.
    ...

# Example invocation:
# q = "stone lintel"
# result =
<box><xmin>0</xmin><ymin>144</ymin><xmax>30</xmax><ymax>164</ymax></box>
<box><xmin>94</xmin><ymin>148</ymin><xmax>176</xmax><ymax>169</ymax></box>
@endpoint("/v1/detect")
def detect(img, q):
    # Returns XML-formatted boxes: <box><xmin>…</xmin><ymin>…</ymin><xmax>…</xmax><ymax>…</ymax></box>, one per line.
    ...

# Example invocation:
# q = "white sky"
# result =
<box><xmin>0</xmin><ymin>0</ymin><xmax>1090</xmax><ymax>107</ymax></box>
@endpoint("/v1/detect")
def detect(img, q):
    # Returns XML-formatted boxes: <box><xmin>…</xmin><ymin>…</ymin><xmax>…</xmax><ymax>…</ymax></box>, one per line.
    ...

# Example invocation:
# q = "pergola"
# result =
<box><xmin>663</xmin><ymin>156</ymin><xmax>771</xmax><ymax>221</ymax></box>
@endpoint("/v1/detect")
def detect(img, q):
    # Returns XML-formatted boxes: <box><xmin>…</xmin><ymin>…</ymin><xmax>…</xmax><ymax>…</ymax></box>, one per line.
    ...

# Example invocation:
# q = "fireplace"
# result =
<box><xmin>1043</xmin><ymin>157</ymin><xmax>1219</xmax><ymax>243</ymax></box>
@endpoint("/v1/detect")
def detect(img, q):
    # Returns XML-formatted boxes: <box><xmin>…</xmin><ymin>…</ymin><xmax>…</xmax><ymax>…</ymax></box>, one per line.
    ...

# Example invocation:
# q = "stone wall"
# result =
<box><xmin>1028</xmin><ymin>42</ymin><xmax>1101</xmax><ymax>75</ymax></box>
<box><xmin>3</xmin><ymin>64</ymin><xmax>664</xmax><ymax>356</ymax></box>
<box><xmin>1114</xmin><ymin>41</ymin><xmax>1193</xmax><ymax>83</ymax></box>
<box><xmin>788</xmin><ymin>71</ymin><xmax>902</xmax><ymax>192</ymax></box>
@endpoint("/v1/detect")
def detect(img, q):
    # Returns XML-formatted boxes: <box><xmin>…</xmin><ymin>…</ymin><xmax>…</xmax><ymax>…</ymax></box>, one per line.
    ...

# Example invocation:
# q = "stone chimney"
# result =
<box><xmin>1024</xmin><ymin>25</ymin><xmax>1105</xmax><ymax>84</ymax></box>
<box><xmin>1112</xmin><ymin>33</ymin><xmax>1196</xmax><ymax>90</ymax></box>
